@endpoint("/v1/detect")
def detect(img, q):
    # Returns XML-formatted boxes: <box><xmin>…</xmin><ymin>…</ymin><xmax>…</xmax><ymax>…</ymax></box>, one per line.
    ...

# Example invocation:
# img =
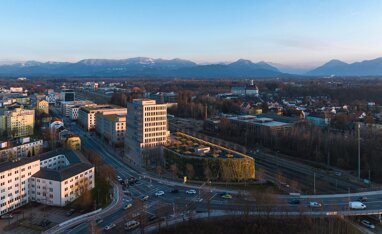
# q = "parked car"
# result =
<box><xmin>104</xmin><ymin>223</ymin><xmax>116</xmax><ymax>230</ymax></box>
<box><xmin>39</xmin><ymin>219</ymin><xmax>51</xmax><ymax>227</ymax></box>
<box><xmin>357</xmin><ymin>196</ymin><xmax>368</xmax><ymax>202</ymax></box>
<box><xmin>123</xmin><ymin>203</ymin><xmax>133</xmax><ymax>210</ymax></box>
<box><xmin>155</xmin><ymin>191</ymin><xmax>165</xmax><ymax>196</ymax></box>
<box><xmin>288</xmin><ymin>199</ymin><xmax>300</xmax><ymax>205</ymax></box>
<box><xmin>1</xmin><ymin>214</ymin><xmax>13</xmax><ymax>219</ymax></box>
<box><xmin>124</xmin><ymin>220</ymin><xmax>140</xmax><ymax>230</ymax></box>
<box><xmin>308</xmin><ymin>201</ymin><xmax>322</xmax><ymax>208</ymax></box>
<box><xmin>186</xmin><ymin>189</ymin><xmax>197</xmax><ymax>194</ymax></box>
<box><xmin>65</xmin><ymin>208</ymin><xmax>75</xmax><ymax>216</ymax></box>
<box><xmin>361</xmin><ymin>220</ymin><xmax>375</xmax><ymax>229</ymax></box>
<box><xmin>116</xmin><ymin>176</ymin><xmax>123</xmax><ymax>182</ymax></box>
<box><xmin>141</xmin><ymin>195</ymin><xmax>149</xmax><ymax>201</ymax></box>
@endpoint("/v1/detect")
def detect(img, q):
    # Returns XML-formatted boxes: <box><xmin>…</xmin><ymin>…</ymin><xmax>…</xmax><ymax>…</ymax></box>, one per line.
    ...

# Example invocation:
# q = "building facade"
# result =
<box><xmin>37</xmin><ymin>100</ymin><xmax>49</xmax><ymax>114</ymax></box>
<box><xmin>78</xmin><ymin>105</ymin><xmax>126</xmax><ymax>131</ymax></box>
<box><xmin>125</xmin><ymin>99</ymin><xmax>169</xmax><ymax>166</ymax></box>
<box><xmin>95</xmin><ymin>113</ymin><xmax>126</xmax><ymax>146</ymax></box>
<box><xmin>0</xmin><ymin>107</ymin><xmax>35</xmax><ymax>139</ymax></box>
<box><xmin>0</xmin><ymin>138</ymin><xmax>43</xmax><ymax>161</ymax></box>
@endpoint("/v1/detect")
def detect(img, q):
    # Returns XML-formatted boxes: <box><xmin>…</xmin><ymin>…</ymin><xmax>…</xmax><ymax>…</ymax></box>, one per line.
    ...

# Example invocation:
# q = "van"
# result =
<box><xmin>124</xmin><ymin>220</ymin><xmax>140</xmax><ymax>230</ymax></box>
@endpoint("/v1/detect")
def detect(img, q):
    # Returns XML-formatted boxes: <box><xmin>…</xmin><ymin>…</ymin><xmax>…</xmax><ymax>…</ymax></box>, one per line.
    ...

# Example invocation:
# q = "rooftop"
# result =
<box><xmin>0</xmin><ymin>157</ymin><xmax>40</xmax><ymax>173</ymax></box>
<box><xmin>80</xmin><ymin>104</ymin><xmax>125</xmax><ymax>113</ymax></box>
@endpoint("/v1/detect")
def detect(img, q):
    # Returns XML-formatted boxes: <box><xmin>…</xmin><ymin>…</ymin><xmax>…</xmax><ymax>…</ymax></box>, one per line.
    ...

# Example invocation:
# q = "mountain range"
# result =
<box><xmin>307</xmin><ymin>57</ymin><xmax>382</xmax><ymax>76</ymax></box>
<box><xmin>2</xmin><ymin>56</ymin><xmax>382</xmax><ymax>78</ymax></box>
<box><xmin>0</xmin><ymin>58</ymin><xmax>284</xmax><ymax>78</ymax></box>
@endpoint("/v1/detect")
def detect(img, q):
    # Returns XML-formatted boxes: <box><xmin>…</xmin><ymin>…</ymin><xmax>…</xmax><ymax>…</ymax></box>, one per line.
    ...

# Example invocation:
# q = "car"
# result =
<box><xmin>123</xmin><ymin>203</ymin><xmax>132</xmax><ymax>210</ymax></box>
<box><xmin>308</xmin><ymin>201</ymin><xmax>322</xmax><ymax>208</ymax></box>
<box><xmin>361</xmin><ymin>220</ymin><xmax>375</xmax><ymax>229</ymax></box>
<box><xmin>148</xmin><ymin>214</ymin><xmax>157</xmax><ymax>221</ymax></box>
<box><xmin>357</xmin><ymin>196</ymin><xmax>368</xmax><ymax>202</ymax></box>
<box><xmin>65</xmin><ymin>208</ymin><xmax>75</xmax><ymax>216</ymax></box>
<box><xmin>104</xmin><ymin>223</ymin><xmax>116</xmax><ymax>230</ymax></box>
<box><xmin>141</xmin><ymin>195</ymin><xmax>149</xmax><ymax>201</ymax></box>
<box><xmin>334</xmin><ymin>171</ymin><xmax>342</xmax><ymax>176</ymax></box>
<box><xmin>288</xmin><ymin>199</ymin><xmax>300</xmax><ymax>205</ymax></box>
<box><xmin>124</xmin><ymin>220</ymin><xmax>140</xmax><ymax>230</ymax></box>
<box><xmin>116</xmin><ymin>176</ymin><xmax>123</xmax><ymax>182</ymax></box>
<box><xmin>221</xmin><ymin>193</ymin><xmax>233</xmax><ymax>199</ymax></box>
<box><xmin>155</xmin><ymin>191</ymin><xmax>165</xmax><ymax>196</ymax></box>
<box><xmin>39</xmin><ymin>219</ymin><xmax>51</xmax><ymax>227</ymax></box>
<box><xmin>170</xmin><ymin>189</ymin><xmax>179</xmax><ymax>193</ymax></box>
<box><xmin>186</xmin><ymin>189</ymin><xmax>197</xmax><ymax>194</ymax></box>
<box><xmin>1</xmin><ymin>214</ymin><xmax>13</xmax><ymax>219</ymax></box>
<box><xmin>96</xmin><ymin>218</ymin><xmax>104</xmax><ymax>224</ymax></box>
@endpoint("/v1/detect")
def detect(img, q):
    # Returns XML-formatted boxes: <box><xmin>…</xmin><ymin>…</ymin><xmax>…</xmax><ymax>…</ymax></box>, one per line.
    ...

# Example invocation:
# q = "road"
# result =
<box><xmin>47</xmin><ymin>116</ymin><xmax>382</xmax><ymax>233</ymax></box>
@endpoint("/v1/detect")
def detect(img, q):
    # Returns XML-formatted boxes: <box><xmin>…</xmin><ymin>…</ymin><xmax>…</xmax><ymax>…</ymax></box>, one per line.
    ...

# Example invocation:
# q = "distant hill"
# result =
<box><xmin>0</xmin><ymin>57</ymin><xmax>284</xmax><ymax>78</ymax></box>
<box><xmin>308</xmin><ymin>57</ymin><xmax>382</xmax><ymax>76</ymax></box>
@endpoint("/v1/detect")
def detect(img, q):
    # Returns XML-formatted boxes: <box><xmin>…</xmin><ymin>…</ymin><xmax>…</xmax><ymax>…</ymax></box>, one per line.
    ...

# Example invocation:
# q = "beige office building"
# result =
<box><xmin>125</xmin><ymin>99</ymin><xmax>169</xmax><ymax>166</ymax></box>
<box><xmin>95</xmin><ymin>113</ymin><xmax>127</xmax><ymax>147</ymax></box>
<box><xmin>77</xmin><ymin>105</ymin><xmax>126</xmax><ymax>131</ymax></box>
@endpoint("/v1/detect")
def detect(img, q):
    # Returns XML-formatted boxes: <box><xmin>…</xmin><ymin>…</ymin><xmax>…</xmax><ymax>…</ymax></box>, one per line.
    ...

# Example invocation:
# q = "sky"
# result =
<box><xmin>1</xmin><ymin>0</ymin><xmax>382</xmax><ymax>68</ymax></box>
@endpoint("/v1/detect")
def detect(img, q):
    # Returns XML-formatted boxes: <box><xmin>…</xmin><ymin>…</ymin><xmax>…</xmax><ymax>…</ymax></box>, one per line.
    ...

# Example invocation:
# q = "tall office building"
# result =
<box><xmin>125</xmin><ymin>99</ymin><xmax>169</xmax><ymax>166</ymax></box>
<box><xmin>60</xmin><ymin>89</ymin><xmax>75</xmax><ymax>102</ymax></box>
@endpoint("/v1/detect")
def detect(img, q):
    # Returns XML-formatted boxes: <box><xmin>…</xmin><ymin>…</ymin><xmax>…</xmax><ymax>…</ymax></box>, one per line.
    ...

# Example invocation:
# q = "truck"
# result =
<box><xmin>349</xmin><ymin>201</ymin><xmax>366</xmax><ymax>210</ymax></box>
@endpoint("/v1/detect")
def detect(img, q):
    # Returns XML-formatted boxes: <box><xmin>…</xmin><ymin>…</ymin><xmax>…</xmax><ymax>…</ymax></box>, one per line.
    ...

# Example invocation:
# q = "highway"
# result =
<box><xmin>48</xmin><ymin>116</ymin><xmax>382</xmax><ymax>233</ymax></box>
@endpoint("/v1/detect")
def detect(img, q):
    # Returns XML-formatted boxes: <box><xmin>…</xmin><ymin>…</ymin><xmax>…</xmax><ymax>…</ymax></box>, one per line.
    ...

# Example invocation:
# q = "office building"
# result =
<box><xmin>78</xmin><ymin>105</ymin><xmax>126</xmax><ymax>131</ymax></box>
<box><xmin>125</xmin><ymin>99</ymin><xmax>169</xmax><ymax>166</ymax></box>
<box><xmin>95</xmin><ymin>113</ymin><xmax>126</xmax><ymax>147</ymax></box>
<box><xmin>60</xmin><ymin>89</ymin><xmax>75</xmax><ymax>102</ymax></box>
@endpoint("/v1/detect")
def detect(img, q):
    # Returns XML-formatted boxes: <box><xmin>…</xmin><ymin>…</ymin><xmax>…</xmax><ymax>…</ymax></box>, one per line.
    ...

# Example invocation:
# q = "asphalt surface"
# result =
<box><xmin>51</xmin><ymin>116</ymin><xmax>382</xmax><ymax>233</ymax></box>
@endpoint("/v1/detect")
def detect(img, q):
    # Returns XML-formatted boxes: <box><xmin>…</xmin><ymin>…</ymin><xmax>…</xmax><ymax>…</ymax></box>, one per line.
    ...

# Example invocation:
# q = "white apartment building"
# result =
<box><xmin>95</xmin><ymin>113</ymin><xmax>127</xmax><ymax>146</ymax></box>
<box><xmin>30</xmin><ymin>150</ymin><xmax>95</xmax><ymax>206</ymax></box>
<box><xmin>78</xmin><ymin>105</ymin><xmax>126</xmax><ymax>131</ymax></box>
<box><xmin>0</xmin><ymin>149</ymin><xmax>94</xmax><ymax>214</ymax></box>
<box><xmin>125</xmin><ymin>99</ymin><xmax>169</xmax><ymax>166</ymax></box>
<box><xmin>0</xmin><ymin>157</ymin><xmax>40</xmax><ymax>215</ymax></box>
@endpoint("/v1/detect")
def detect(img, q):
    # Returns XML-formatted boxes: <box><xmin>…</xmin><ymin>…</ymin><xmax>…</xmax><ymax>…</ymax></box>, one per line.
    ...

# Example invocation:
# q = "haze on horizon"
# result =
<box><xmin>1</xmin><ymin>0</ymin><xmax>382</xmax><ymax>70</ymax></box>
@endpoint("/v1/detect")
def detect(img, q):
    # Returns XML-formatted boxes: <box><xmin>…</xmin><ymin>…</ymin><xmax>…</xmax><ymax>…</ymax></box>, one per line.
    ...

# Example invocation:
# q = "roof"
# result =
<box><xmin>103</xmin><ymin>113</ymin><xmax>126</xmax><ymax>122</ymax></box>
<box><xmin>35</xmin><ymin>149</ymin><xmax>93</xmax><ymax>181</ymax></box>
<box><xmin>0</xmin><ymin>157</ymin><xmax>40</xmax><ymax>173</ymax></box>
<box><xmin>80</xmin><ymin>104</ymin><xmax>124</xmax><ymax>113</ymax></box>
<box><xmin>32</xmin><ymin>163</ymin><xmax>93</xmax><ymax>181</ymax></box>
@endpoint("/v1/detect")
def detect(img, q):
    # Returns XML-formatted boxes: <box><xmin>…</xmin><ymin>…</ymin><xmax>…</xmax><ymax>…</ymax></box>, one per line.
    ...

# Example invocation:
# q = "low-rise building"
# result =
<box><xmin>95</xmin><ymin>113</ymin><xmax>126</xmax><ymax>147</ymax></box>
<box><xmin>37</xmin><ymin>100</ymin><xmax>49</xmax><ymax>114</ymax></box>
<box><xmin>0</xmin><ymin>138</ymin><xmax>43</xmax><ymax>161</ymax></box>
<box><xmin>0</xmin><ymin>149</ymin><xmax>95</xmax><ymax>214</ymax></box>
<box><xmin>78</xmin><ymin>104</ymin><xmax>127</xmax><ymax>131</ymax></box>
<box><xmin>63</xmin><ymin>134</ymin><xmax>81</xmax><ymax>151</ymax></box>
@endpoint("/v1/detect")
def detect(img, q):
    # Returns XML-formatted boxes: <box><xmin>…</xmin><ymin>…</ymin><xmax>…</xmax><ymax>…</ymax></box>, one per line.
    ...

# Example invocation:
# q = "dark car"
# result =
<box><xmin>39</xmin><ymin>219</ymin><xmax>51</xmax><ymax>227</ymax></box>
<box><xmin>66</xmin><ymin>208</ymin><xmax>75</xmax><ymax>216</ymax></box>
<box><xmin>357</xmin><ymin>196</ymin><xmax>368</xmax><ymax>202</ymax></box>
<box><xmin>288</xmin><ymin>199</ymin><xmax>300</xmax><ymax>205</ymax></box>
<box><xmin>170</xmin><ymin>189</ymin><xmax>179</xmax><ymax>193</ymax></box>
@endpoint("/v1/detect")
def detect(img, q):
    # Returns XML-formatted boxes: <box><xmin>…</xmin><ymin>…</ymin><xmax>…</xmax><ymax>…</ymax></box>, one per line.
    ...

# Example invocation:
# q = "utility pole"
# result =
<box><xmin>357</xmin><ymin>122</ymin><xmax>361</xmax><ymax>180</ymax></box>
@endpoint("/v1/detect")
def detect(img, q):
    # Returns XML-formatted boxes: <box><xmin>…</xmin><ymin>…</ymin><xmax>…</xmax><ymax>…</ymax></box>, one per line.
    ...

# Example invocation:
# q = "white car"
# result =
<box><xmin>104</xmin><ymin>223</ymin><xmax>116</xmax><ymax>230</ymax></box>
<box><xmin>116</xmin><ymin>176</ymin><xmax>123</xmax><ymax>182</ymax></box>
<box><xmin>123</xmin><ymin>203</ymin><xmax>132</xmax><ymax>210</ymax></box>
<box><xmin>308</xmin><ymin>201</ymin><xmax>322</xmax><ymax>208</ymax></box>
<box><xmin>186</xmin><ymin>189</ymin><xmax>197</xmax><ymax>194</ymax></box>
<box><xmin>361</xmin><ymin>220</ymin><xmax>375</xmax><ymax>229</ymax></box>
<box><xmin>155</xmin><ymin>191</ymin><xmax>165</xmax><ymax>196</ymax></box>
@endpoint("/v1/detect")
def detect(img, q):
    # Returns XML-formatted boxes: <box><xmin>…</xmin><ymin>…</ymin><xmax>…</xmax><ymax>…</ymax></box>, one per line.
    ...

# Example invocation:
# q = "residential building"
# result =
<box><xmin>61</xmin><ymin>100</ymin><xmax>95</xmax><ymax>118</ymax></box>
<box><xmin>125</xmin><ymin>99</ymin><xmax>169</xmax><ymax>166</ymax></box>
<box><xmin>37</xmin><ymin>100</ymin><xmax>49</xmax><ymax>114</ymax></box>
<box><xmin>29</xmin><ymin>150</ymin><xmax>94</xmax><ymax>206</ymax></box>
<box><xmin>63</xmin><ymin>135</ymin><xmax>81</xmax><ymax>151</ymax></box>
<box><xmin>95</xmin><ymin>113</ymin><xmax>126</xmax><ymax>146</ymax></box>
<box><xmin>0</xmin><ymin>138</ymin><xmax>43</xmax><ymax>161</ymax></box>
<box><xmin>78</xmin><ymin>105</ymin><xmax>126</xmax><ymax>131</ymax></box>
<box><xmin>0</xmin><ymin>149</ymin><xmax>95</xmax><ymax>214</ymax></box>
<box><xmin>0</xmin><ymin>157</ymin><xmax>41</xmax><ymax>215</ymax></box>
<box><xmin>0</xmin><ymin>107</ymin><xmax>35</xmax><ymax>139</ymax></box>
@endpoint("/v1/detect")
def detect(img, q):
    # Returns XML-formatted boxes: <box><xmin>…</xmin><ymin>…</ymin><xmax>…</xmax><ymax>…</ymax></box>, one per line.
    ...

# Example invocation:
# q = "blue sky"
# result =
<box><xmin>1</xmin><ymin>0</ymin><xmax>382</xmax><ymax>68</ymax></box>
